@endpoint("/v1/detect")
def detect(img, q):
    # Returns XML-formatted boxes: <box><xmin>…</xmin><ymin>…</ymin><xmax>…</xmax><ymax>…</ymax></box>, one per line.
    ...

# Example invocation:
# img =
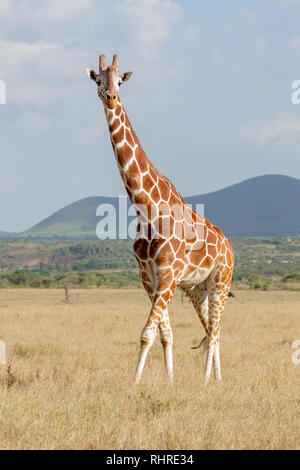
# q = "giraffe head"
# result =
<box><xmin>86</xmin><ymin>54</ymin><xmax>132</xmax><ymax>109</ymax></box>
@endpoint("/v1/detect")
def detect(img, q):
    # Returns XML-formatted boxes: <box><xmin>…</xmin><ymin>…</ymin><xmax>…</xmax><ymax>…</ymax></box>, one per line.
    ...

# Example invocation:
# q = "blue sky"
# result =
<box><xmin>0</xmin><ymin>0</ymin><xmax>300</xmax><ymax>232</ymax></box>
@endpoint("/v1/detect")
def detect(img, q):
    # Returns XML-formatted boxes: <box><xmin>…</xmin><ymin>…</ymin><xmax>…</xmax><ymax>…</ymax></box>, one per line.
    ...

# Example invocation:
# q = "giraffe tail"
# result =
<box><xmin>191</xmin><ymin>335</ymin><xmax>208</xmax><ymax>354</ymax></box>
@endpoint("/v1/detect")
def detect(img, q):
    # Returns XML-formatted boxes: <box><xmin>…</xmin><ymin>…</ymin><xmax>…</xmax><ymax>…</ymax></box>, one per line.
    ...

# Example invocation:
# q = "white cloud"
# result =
<box><xmin>36</xmin><ymin>0</ymin><xmax>93</xmax><ymax>22</ymax></box>
<box><xmin>0</xmin><ymin>0</ymin><xmax>12</xmax><ymax>17</ymax></box>
<box><xmin>255</xmin><ymin>34</ymin><xmax>267</xmax><ymax>55</ymax></box>
<box><xmin>0</xmin><ymin>38</ymin><xmax>92</xmax><ymax>107</ymax></box>
<box><xmin>11</xmin><ymin>84</ymin><xmax>63</xmax><ymax>107</ymax></box>
<box><xmin>241</xmin><ymin>114</ymin><xmax>300</xmax><ymax>147</ymax></box>
<box><xmin>289</xmin><ymin>36</ymin><xmax>300</xmax><ymax>48</ymax></box>
<box><xmin>0</xmin><ymin>39</ymin><xmax>59</xmax><ymax>105</ymax></box>
<box><xmin>280</xmin><ymin>0</ymin><xmax>300</xmax><ymax>5</ymax></box>
<box><xmin>3</xmin><ymin>0</ymin><xmax>94</xmax><ymax>23</ymax></box>
<box><xmin>209</xmin><ymin>47</ymin><xmax>220</xmax><ymax>64</ymax></box>
<box><xmin>0</xmin><ymin>0</ymin><xmax>186</xmax><ymax>109</ymax></box>
<box><xmin>287</xmin><ymin>37</ymin><xmax>300</xmax><ymax>63</ymax></box>
<box><xmin>114</xmin><ymin>0</ymin><xmax>182</xmax><ymax>58</ymax></box>
<box><xmin>240</xmin><ymin>8</ymin><xmax>261</xmax><ymax>29</ymax></box>
<box><xmin>181</xmin><ymin>25</ymin><xmax>200</xmax><ymax>43</ymax></box>
<box><xmin>239</xmin><ymin>10</ymin><xmax>267</xmax><ymax>56</ymax></box>
<box><xmin>0</xmin><ymin>39</ymin><xmax>58</xmax><ymax>68</ymax></box>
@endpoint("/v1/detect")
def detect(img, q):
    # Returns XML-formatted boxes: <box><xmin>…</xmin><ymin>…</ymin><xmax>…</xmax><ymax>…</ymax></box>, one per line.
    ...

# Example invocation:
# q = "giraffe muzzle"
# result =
<box><xmin>105</xmin><ymin>93</ymin><xmax>118</xmax><ymax>109</ymax></box>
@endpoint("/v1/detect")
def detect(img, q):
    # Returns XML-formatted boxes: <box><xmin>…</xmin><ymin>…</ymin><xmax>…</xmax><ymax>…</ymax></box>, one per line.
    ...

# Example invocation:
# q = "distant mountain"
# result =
<box><xmin>23</xmin><ymin>196</ymin><xmax>119</xmax><ymax>239</ymax></box>
<box><xmin>1</xmin><ymin>175</ymin><xmax>300</xmax><ymax>239</ymax></box>
<box><xmin>186</xmin><ymin>174</ymin><xmax>300</xmax><ymax>237</ymax></box>
<box><xmin>0</xmin><ymin>231</ymin><xmax>18</xmax><ymax>240</ymax></box>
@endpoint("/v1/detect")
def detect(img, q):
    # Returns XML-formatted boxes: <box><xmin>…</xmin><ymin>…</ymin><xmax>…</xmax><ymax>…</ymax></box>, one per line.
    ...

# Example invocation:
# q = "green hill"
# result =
<box><xmin>24</xmin><ymin>196</ymin><xmax>118</xmax><ymax>239</ymax></box>
<box><xmin>1</xmin><ymin>175</ymin><xmax>300</xmax><ymax>239</ymax></box>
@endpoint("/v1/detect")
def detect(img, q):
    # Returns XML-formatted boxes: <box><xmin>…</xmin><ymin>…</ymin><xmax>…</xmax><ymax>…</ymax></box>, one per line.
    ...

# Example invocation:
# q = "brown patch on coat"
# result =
<box><xmin>115</xmin><ymin>105</ymin><xmax>122</xmax><ymax>117</ymax></box>
<box><xmin>134</xmin><ymin>238</ymin><xmax>149</xmax><ymax>260</ymax></box>
<box><xmin>126</xmin><ymin>129</ymin><xmax>135</xmax><ymax>147</ymax></box>
<box><xmin>109</xmin><ymin>119</ymin><xmax>121</xmax><ymax>133</ymax></box>
<box><xmin>149</xmin><ymin>167</ymin><xmax>158</xmax><ymax>184</ymax></box>
<box><xmin>189</xmin><ymin>249</ymin><xmax>206</xmax><ymax>266</ymax></box>
<box><xmin>150</xmin><ymin>185</ymin><xmax>160</xmax><ymax>203</ymax></box>
<box><xmin>207</xmin><ymin>230</ymin><xmax>217</xmax><ymax>245</ymax></box>
<box><xmin>142</xmin><ymin>173</ymin><xmax>155</xmax><ymax>193</ymax></box>
<box><xmin>201</xmin><ymin>255</ymin><xmax>213</xmax><ymax>269</ymax></box>
<box><xmin>149</xmin><ymin>239</ymin><xmax>168</xmax><ymax>259</ymax></box>
<box><xmin>158</xmin><ymin>179</ymin><xmax>170</xmax><ymax>202</ymax></box>
<box><xmin>117</xmin><ymin>142</ymin><xmax>133</xmax><ymax>167</ymax></box>
<box><xmin>136</xmin><ymin>148</ymin><xmax>149</xmax><ymax>173</ymax></box>
<box><xmin>208</xmin><ymin>244</ymin><xmax>217</xmax><ymax>259</ymax></box>
<box><xmin>112</xmin><ymin>125</ymin><xmax>125</xmax><ymax>145</ymax></box>
<box><xmin>125</xmin><ymin>160</ymin><xmax>141</xmax><ymax>191</ymax></box>
<box><xmin>154</xmin><ymin>242</ymin><xmax>175</xmax><ymax>266</ymax></box>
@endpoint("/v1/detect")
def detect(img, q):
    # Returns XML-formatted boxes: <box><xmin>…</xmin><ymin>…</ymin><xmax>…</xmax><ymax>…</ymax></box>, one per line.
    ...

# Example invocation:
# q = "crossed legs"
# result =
<box><xmin>134</xmin><ymin>304</ymin><xmax>174</xmax><ymax>383</ymax></box>
<box><xmin>134</xmin><ymin>273</ymin><xmax>176</xmax><ymax>384</ymax></box>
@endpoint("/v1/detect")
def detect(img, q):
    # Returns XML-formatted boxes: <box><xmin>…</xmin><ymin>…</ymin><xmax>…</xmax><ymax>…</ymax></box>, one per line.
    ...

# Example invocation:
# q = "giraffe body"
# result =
<box><xmin>87</xmin><ymin>55</ymin><xmax>234</xmax><ymax>385</ymax></box>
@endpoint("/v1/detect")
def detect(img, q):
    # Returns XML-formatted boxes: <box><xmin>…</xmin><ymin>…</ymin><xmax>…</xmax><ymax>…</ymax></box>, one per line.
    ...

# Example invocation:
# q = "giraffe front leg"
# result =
<box><xmin>134</xmin><ymin>273</ymin><xmax>177</xmax><ymax>384</ymax></box>
<box><xmin>204</xmin><ymin>337</ymin><xmax>221</xmax><ymax>384</ymax></box>
<box><xmin>204</xmin><ymin>341</ymin><xmax>215</xmax><ymax>386</ymax></box>
<box><xmin>134</xmin><ymin>306</ymin><xmax>174</xmax><ymax>384</ymax></box>
<box><xmin>213</xmin><ymin>340</ymin><xmax>221</xmax><ymax>381</ymax></box>
<box><xmin>205</xmin><ymin>315</ymin><xmax>223</xmax><ymax>385</ymax></box>
<box><xmin>158</xmin><ymin>309</ymin><xmax>173</xmax><ymax>382</ymax></box>
<box><xmin>134</xmin><ymin>306</ymin><xmax>159</xmax><ymax>384</ymax></box>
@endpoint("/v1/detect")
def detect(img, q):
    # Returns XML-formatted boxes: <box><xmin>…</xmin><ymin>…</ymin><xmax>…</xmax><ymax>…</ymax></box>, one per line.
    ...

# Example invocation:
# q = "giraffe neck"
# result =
<box><xmin>104</xmin><ymin>97</ymin><xmax>158</xmax><ymax>208</ymax></box>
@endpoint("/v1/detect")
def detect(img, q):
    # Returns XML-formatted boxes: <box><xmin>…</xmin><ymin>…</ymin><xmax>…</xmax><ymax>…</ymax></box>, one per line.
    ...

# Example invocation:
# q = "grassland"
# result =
<box><xmin>0</xmin><ymin>288</ymin><xmax>299</xmax><ymax>449</ymax></box>
<box><xmin>1</xmin><ymin>236</ymin><xmax>300</xmax><ymax>290</ymax></box>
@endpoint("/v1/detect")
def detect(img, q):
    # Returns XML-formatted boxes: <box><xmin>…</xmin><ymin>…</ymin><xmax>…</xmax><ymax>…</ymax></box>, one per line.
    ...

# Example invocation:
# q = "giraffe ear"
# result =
<box><xmin>120</xmin><ymin>71</ymin><xmax>133</xmax><ymax>82</ymax></box>
<box><xmin>86</xmin><ymin>68</ymin><xmax>98</xmax><ymax>82</ymax></box>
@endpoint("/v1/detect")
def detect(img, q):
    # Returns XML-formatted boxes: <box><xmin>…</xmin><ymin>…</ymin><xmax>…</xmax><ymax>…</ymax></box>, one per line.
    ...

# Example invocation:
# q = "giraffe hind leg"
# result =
<box><xmin>191</xmin><ymin>294</ymin><xmax>208</xmax><ymax>354</ymax></box>
<box><xmin>204</xmin><ymin>272</ymin><xmax>232</xmax><ymax>385</ymax></box>
<box><xmin>181</xmin><ymin>284</ymin><xmax>208</xmax><ymax>354</ymax></box>
<box><xmin>183</xmin><ymin>283</ymin><xmax>223</xmax><ymax>381</ymax></box>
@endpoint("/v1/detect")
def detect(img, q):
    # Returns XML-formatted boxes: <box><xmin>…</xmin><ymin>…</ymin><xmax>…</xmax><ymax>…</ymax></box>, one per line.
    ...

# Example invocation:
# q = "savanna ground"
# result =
<box><xmin>0</xmin><ymin>287</ymin><xmax>299</xmax><ymax>450</ymax></box>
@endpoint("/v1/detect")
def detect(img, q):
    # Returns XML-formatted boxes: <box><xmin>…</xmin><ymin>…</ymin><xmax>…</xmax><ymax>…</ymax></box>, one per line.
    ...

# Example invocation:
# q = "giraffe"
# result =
<box><xmin>86</xmin><ymin>54</ymin><xmax>234</xmax><ymax>385</ymax></box>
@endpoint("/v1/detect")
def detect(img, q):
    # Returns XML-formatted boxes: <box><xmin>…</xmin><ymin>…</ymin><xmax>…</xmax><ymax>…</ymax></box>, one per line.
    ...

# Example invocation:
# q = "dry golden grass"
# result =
<box><xmin>0</xmin><ymin>287</ymin><xmax>299</xmax><ymax>450</ymax></box>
